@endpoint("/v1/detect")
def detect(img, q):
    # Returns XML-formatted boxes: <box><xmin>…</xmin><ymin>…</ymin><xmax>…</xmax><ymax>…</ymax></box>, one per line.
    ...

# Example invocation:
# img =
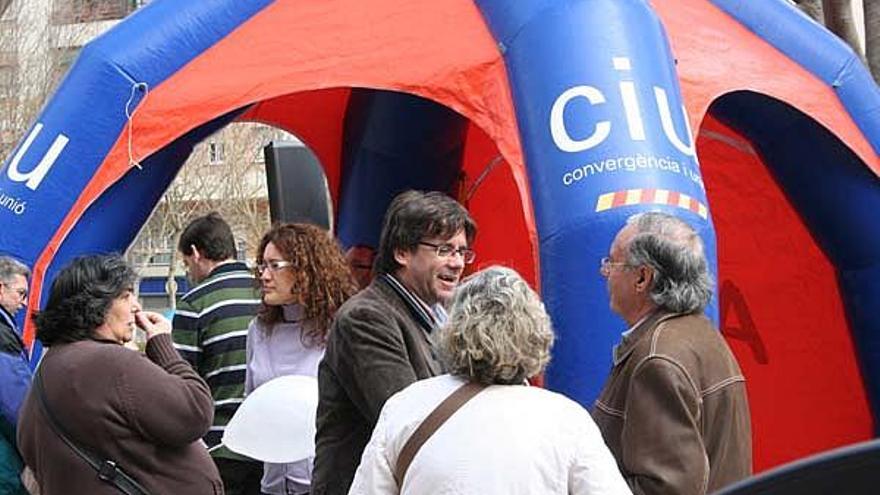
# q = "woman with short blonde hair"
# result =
<box><xmin>440</xmin><ymin>265</ymin><xmax>553</xmax><ymax>385</ymax></box>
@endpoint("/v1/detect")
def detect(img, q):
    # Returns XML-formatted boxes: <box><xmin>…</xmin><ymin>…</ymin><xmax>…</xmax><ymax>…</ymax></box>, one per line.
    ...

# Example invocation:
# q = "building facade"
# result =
<box><xmin>0</xmin><ymin>0</ymin><xmax>310</xmax><ymax>314</ymax></box>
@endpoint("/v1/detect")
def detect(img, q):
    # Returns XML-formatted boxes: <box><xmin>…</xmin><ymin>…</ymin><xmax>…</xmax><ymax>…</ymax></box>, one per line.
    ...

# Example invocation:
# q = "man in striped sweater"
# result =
<box><xmin>172</xmin><ymin>212</ymin><xmax>262</xmax><ymax>495</ymax></box>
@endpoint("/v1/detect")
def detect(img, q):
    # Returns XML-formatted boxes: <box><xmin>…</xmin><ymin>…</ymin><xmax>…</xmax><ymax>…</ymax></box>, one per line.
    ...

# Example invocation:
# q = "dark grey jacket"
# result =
<box><xmin>592</xmin><ymin>311</ymin><xmax>752</xmax><ymax>495</ymax></box>
<box><xmin>312</xmin><ymin>275</ymin><xmax>444</xmax><ymax>495</ymax></box>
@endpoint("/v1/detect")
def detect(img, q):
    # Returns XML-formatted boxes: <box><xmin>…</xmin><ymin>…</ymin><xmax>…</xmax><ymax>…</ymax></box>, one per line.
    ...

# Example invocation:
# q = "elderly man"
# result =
<box><xmin>312</xmin><ymin>190</ymin><xmax>476</xmax><ymax>495</ymax></box>
<box><xmin>592</xmin><ymin>212</ymin><xmax>752</xmax><ymax>495</ymax></box>
<box><xmin>0</xmin><ymin>256</ymin><xmax>31</xmax><ymax>493</ymax></box>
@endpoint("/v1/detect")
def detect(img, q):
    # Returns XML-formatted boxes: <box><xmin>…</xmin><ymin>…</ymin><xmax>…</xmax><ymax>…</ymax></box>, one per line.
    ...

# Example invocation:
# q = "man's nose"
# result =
<box><xmin>448</xmin><ymin>253</ymin><xmax>465</xmax><ymax>270</ymax></box>
<box><xmin>131</xmin><ymin>300</ymin><xmax>143</xmax><ymax>312</ymax></box>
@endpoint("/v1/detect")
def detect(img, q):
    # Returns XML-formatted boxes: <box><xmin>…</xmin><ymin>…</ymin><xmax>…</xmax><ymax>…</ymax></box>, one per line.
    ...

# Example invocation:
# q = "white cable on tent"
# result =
<box><xmin>125</xmin><ymin>81</ymin><xmax>149</xmax><ymax>170</ymax></box>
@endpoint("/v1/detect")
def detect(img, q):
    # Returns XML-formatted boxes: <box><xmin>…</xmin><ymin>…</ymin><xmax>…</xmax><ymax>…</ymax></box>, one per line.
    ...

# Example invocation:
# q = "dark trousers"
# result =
<box><xmin>215</xmin><ymin>457</ymin><xmax>263</xmax><ymax>495</ymax></box>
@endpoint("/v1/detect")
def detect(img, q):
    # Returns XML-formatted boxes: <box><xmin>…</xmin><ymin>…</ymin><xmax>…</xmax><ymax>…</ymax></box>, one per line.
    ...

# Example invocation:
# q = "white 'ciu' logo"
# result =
<box><xmin>550</xmin><ymin>57</ymin><xmax>696</xmax><ymax>157</ymax></box>
<box><xmin>6</xmin><ymin>123</ymin><xmax>69</xmax><ymax>191</ymax></box>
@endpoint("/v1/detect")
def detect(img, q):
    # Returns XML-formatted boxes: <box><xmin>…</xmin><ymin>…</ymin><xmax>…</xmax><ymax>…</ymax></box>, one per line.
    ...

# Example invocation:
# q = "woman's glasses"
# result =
<box><xmin>254</xmin><ymin>260</ymin><xmax>294</xmax><ymax>275</ymax></box>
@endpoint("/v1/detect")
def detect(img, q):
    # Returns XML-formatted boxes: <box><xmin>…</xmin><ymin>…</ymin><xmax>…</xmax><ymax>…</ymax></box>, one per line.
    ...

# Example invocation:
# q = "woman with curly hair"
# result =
<box><xmin>246</xmin><ymin>223</ymin><xmax>357</xmax><ymax>495</ymax></box>
<box><xmin>349</xmin><ymin>266</ymin><xmax>631</xmax><ymax>494</ymax></box>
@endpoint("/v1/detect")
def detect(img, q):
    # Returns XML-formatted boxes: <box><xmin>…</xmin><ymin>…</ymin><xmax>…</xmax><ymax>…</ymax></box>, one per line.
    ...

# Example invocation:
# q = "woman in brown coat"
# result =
<box><xmin>17</xmin><ymin>254</ymin><xmax>223</xmax><ymax>494</ymax></box>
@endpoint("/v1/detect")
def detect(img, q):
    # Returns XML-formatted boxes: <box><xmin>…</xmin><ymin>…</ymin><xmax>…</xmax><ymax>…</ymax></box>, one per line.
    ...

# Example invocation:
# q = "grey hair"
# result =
<box><xmin>439</xmin><ymin>265</ymin><xmax>554</xmax><ymax>385</ymax></box>
<box><xmin>0</xmin><ymin>256</ymin><xmax>30</xmax><ymax>284</ymax></box>
<box><xmin>624</xmin><ymin>212</ymin><xmax>713</xmax><ymax>314</ymax></box>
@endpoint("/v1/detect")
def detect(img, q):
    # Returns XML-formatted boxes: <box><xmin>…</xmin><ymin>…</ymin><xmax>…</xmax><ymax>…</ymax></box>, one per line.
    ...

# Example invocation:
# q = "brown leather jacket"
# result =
<box><xmin>592</xmin><ymin>311</ymin><xmax>752</xmax><ymax>495</ymax></box>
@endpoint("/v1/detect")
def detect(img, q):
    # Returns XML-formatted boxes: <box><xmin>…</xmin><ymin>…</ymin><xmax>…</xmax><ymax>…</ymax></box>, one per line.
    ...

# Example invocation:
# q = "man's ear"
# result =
<box><xmin>393</xmin><ymin>247</ymin><xmax>411</xmax><ymax>268</ymax></box>
<box><xmin>635</xmin><ymin>265</ymin><xmax>654</xmax><ymax>293</ymax></box>
<box><xmin>190</xmin><ymin>245</ymin><xmax>202</xmax><ymax>262</ymax></box>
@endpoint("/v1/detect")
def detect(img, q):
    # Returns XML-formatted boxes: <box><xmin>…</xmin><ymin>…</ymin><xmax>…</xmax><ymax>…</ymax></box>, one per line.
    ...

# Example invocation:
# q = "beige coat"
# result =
<box><xmin>592</xmin><ymin>311</ymin><xmax>752</xmax><ymax>495</ymax></box>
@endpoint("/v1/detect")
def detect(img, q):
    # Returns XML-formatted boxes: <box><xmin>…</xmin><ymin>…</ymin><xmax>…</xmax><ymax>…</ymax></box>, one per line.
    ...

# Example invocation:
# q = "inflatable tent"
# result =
<box><xmin>1</xmin><ymin>0</ymin><xmax>878</xmax><ymax>471</ymax></box>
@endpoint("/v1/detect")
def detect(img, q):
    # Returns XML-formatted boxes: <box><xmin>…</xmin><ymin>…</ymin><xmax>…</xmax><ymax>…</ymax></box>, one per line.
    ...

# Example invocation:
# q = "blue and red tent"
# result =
<box><xmin>1</xmin><ymin>0</ymin><xmax>878</xmax><ymax>471</ymax></box>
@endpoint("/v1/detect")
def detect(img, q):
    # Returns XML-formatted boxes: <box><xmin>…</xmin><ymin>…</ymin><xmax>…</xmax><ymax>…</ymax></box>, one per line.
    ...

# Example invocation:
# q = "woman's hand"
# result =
<box><xmin>134</xmin><ymin>310</ymin><xmax>172</xmax><ymax>340</ymax></box>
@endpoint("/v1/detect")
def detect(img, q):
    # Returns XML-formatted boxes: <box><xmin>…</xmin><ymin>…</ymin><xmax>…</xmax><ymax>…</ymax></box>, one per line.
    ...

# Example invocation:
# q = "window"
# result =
<box><xmin>148</xmin><ymin>251</ymin><xmax>173</xmax><ymax>265</ymax></box>
<box><xmin>209</xmin><ymin>141</ymin><xmax>225</xmax><ymax>164</ymax></box>
<box><xmin>52</xmin><ymin>0</ymin><xmax>137</xmax><ymax>24</ymax></box>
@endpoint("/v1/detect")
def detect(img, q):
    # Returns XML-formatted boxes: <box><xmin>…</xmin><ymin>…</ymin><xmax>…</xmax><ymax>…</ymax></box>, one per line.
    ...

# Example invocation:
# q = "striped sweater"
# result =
<box><xmin>172</xmin><ymin>260</ymin><xmax>260</xmax><ymax>459</ymax></box>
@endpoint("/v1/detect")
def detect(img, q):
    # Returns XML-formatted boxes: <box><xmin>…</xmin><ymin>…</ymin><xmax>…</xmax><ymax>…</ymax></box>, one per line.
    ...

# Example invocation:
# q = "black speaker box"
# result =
<box><xmin>263</xmin><ymin>141</ymin><xmax>331</xmax><ymax>229</ymax></box>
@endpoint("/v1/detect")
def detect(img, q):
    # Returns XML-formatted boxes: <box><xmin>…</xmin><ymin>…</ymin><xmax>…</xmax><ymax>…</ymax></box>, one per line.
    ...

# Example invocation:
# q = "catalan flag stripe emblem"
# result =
<box><xmin>594</xmin><ymin>189</ymin><xmax>709</xmax><ymax>219</ymax></box>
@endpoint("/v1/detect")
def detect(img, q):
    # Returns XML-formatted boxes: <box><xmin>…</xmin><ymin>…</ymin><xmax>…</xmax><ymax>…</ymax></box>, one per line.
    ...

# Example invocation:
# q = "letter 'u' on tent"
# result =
<box><xmin>0</xmin><ymin>0</ymin><xmax>878</xmax><ymax>473</ymax></box>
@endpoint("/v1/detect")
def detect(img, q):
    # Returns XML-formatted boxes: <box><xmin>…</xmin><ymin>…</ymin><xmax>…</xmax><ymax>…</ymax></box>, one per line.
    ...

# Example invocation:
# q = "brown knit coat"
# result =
<box><xmin>17</xmin><ymin>333</ymin><xmax>223</xmax><ymax>494</ymax></box>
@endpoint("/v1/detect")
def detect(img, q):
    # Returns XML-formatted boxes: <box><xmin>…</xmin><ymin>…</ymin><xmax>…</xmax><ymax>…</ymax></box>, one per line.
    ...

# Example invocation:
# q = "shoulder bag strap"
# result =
<box><xmin>33</xmin><ymin>369</ymin><xmax>151</xmax><ymax>495</ymax></box>
<box><xmin>393</xmin><ymin>381</ymin><xmax>486</xmax><ymax>487</ymax></box>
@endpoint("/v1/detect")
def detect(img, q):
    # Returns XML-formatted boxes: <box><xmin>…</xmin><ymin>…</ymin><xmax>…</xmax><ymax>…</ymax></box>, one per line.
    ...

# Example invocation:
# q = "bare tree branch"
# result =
<box><xmin>0</xmin><ymin>2</ymin><xmax>100</xmax><ymax>165</ymax></box>
<box><xmin>794</xmin><ymin>0</ymin><xmax>825</xmax><ymax>24</ymax></box>
<box><xmin>127</xmin><ymin>122</ymin><xmax>280</xmax><ymax>308</ymax></box>
<box><xmin>823</xmin><ymin>0</ymin><xmax>867</xmax><ymax>62</ymax></box>
<box><xmin>866</xmin><ymin>0</ymin><xmax>880</xmax><ymax>82</ymax></box>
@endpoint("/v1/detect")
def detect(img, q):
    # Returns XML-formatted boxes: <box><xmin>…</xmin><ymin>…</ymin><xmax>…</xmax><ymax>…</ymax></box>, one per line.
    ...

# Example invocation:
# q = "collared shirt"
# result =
<box><xmin>382</xmin><ymin>274</ymin><xmax>445</xmax><ymax>332</ymax></box>
<box><xmin>612</xmin><ymin>311</ymin><xmax>659</xmax><ymax>364</ymax></box>
<box><xmin>431</xmin><ymin>304</ymin><xmax>448</xmax><ymax>326</ymax></box>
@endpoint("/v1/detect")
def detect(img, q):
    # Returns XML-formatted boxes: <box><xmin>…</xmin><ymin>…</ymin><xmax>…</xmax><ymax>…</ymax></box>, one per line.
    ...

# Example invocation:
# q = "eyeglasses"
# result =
<box><xmin>254</xmin><ymin>260</ymin><xmax>294</xmax><ymax>275</ymax></box>
<box><xmin>1</xmin><ymin>283</ymin><xmax>26</xmax><ymax>299</ymax></box>
<box><xmin>599</xmin><ymin>257</ymin><xmax>629</xmax><ymax>276</ymax></box>
<box><xmin>419</xmin><ymin>242</ymin><xmax>476</xmax><ymax>264</ymax></box>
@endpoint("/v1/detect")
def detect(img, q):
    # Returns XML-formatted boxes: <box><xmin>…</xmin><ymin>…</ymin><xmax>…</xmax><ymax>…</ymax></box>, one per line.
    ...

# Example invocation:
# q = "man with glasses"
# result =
<box><xmin>593</xmin><ymin>212</ymin><xmax>751</xmax><ymax>495</ymax></box>
<box><xmin>312</xmin><ymin>190</ymin><xmax>476</xmax><ymax>495</ymax></box>
<box><xmin>172</xmin><ymin>212</ymin><xmax>263</xmax><ymax>495</ymax></box>
<box><xmin>0</xmin><ymin>255</ymin><xmax>31</xmax><ymax>493</ymax></box>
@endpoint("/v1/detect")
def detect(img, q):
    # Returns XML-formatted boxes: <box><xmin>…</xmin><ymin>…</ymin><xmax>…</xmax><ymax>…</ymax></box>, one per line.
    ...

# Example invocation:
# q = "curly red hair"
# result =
<box><xmin>256</xmin><ymin>223</ymin><xmax>357</xmax><ymax>346</ymax></box>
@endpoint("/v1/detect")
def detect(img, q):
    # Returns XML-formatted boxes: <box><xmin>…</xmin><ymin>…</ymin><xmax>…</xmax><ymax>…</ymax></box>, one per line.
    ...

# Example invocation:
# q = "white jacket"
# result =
<box><xmin>349</xmin><ymin>374</ymin><xmax>632</xmax><ymax>495</ymax></box>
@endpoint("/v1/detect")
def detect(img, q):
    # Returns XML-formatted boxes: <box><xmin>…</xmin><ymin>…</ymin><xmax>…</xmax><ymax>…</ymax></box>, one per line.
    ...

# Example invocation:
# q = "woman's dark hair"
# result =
<box><xmin>256</xmin><ymin>223</ymin><xmax>357</xmax><ymax>346</ymax></box>
<box><xmin>33</xmin><ymin>254</ymin><xmax>137</xmax><ymax>346</ymax></box>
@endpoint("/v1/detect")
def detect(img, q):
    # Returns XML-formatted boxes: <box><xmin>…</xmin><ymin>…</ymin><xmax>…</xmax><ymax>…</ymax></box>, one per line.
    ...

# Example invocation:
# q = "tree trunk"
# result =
<box><xmin>823</xmin><ymin>0</ymin><xmax>867</xmax><ymax>62</ymax></box>
<box><xmin>167</xmin><ymin>249</ymin><xmax>179</xmax><ymax>311</ymax></box>
<box><xmin>866</xmin><ymin>0</ymin><xmax>880</xmax><ymax>83</ymax></box>
<box><xmin>795</xmin><ymin>0</ymin><xmax>825</xmax><ymax>24</ymax></box>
